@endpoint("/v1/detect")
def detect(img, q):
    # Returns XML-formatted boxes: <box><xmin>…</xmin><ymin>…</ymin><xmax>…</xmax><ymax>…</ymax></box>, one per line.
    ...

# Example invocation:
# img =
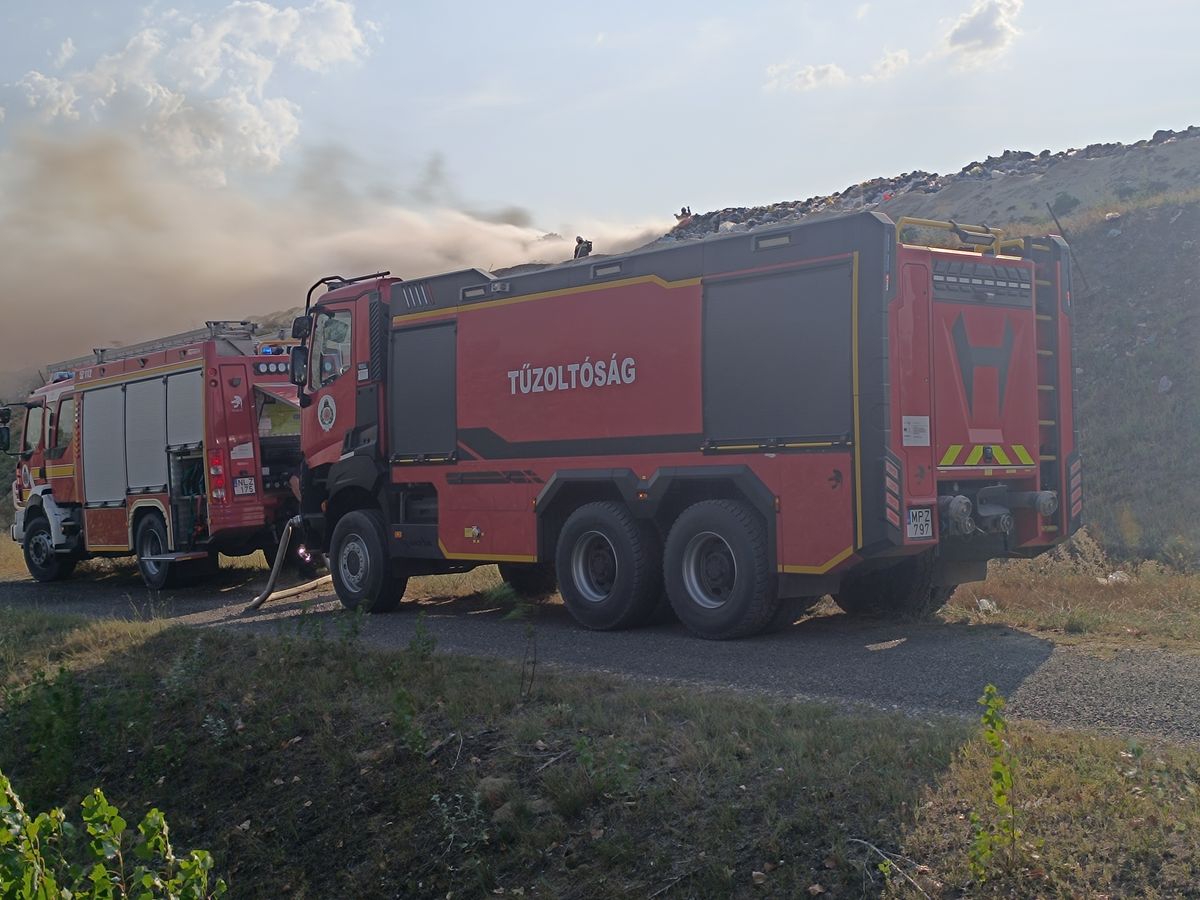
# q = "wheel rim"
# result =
<box><xmin>338</xmin><ymin>531</ymin><xmax>370</xmax><ymax>593</ymax></box>
<box><xmin>140</xmin><ymin>527</ymin><xmax>164</xmax><ymax>577</ymax></box>
<box><xmin>570</xmin><ymin>530</ymin><xmax>618</xmax><ymax>603</ymax></box>
<box><xmin>28</xmin><ymin>527</ymin><xmax>54</xmax><ymax>569</ymax></box>
<box><xmin>681</xmin><ymin>531</ymin><xmax>737</xmax><ymax>610</ymax></box>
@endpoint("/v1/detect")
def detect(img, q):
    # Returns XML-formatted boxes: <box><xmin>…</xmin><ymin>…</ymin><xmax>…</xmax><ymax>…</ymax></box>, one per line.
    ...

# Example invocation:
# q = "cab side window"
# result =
<box><xmin>22</xmin><ymin>405</ymin><xmax>43</xmax><ymax>454</ymax></box>
<box><xmin>309</xmin><ymin>310</ymin><xmax>353</xmax><ymax>390</ymax></box>
<box><xmin>49</xmin><ymin>397</ymin><xmax>75</xmax><ymax>458</ymax></box>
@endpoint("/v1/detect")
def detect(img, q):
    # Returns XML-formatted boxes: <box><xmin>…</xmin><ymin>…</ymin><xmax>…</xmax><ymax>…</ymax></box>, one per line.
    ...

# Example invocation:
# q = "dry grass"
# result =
<box><xmin>944</xmin><ymin>531</ymin><xmax>1200</xmax><ymax>648</ymax></box>
<box><xmin>2</xmin><ymin>609</ymin><xmax>1199</xmax><ymax>897</ymax></box>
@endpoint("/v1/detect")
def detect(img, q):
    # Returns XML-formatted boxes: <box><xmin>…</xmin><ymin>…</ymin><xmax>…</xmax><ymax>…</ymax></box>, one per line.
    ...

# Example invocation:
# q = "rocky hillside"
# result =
<box><xmin>659</xmin><ymin>125</ymin><xmax>1200</xmax><ymax>242</ymax></box>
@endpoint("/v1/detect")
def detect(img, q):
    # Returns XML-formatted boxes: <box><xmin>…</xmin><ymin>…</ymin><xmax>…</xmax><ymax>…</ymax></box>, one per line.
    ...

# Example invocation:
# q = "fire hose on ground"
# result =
<box><xmin>244</xmin><ymin>515</ymin><xmax>332</xmax><ymax>613</ymax></box>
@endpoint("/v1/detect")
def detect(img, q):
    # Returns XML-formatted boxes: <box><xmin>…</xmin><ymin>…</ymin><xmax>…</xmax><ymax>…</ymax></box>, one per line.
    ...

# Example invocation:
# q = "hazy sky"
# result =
<box><xmin>2</xmin><ymin>0</ymin><xmax>1194</xmax><ymax>221</ymax></box>
<box><xmin>0</xmin><ymin>1</ymin><xmax>1195</xmax><ymax>374</ymax></box>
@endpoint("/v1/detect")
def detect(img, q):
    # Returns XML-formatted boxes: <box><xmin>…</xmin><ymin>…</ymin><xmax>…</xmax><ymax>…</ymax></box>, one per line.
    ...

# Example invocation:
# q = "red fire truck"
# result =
<box><xmin>7</xmin><ymin>321</ymin><xmax>309</xmax><ymax>588</ymax></box>
<box><xmin>278</xmin><ymin>211</ymin><xmax>1080</xmax><ymax>638</ymax></box>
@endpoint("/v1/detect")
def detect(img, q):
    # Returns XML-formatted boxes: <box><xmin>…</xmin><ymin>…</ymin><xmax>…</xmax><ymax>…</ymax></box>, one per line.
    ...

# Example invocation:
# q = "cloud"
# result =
<box><xmin>16</xmin><ymin>71</ymin><xmax>80</xmax><ymax>120</ymax></box>
<box><xmin>855</xmin><ymin>3</ymin><xmax>871</xmax><ymax>20</ymax></box>
<box><xmin>763</xmin><ymin>61</ymin><xmax>849</xmax><ymax>93</ymax></box>
<box><xmin>5</xmin><ymin>0</ymin><xmax>366</xmax><ymax>182</ymax></box>
<box><xmin>863</xmin><ymin>49</ymin><xmax>910</xmax><ymax>82</ymax></box>
<box><xmin>53</xmin><ymin>38</ymin><xmax>77</xmax><ymax>68</ymax></box>
<box><xmin>942</xmin><ymin>0</ymin><xmax>1023</xmax><ymax>67</ymax></box>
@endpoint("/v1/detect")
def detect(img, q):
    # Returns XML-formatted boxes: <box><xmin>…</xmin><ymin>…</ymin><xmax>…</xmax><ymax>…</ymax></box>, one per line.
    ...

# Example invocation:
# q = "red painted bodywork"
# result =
<box><xmin>12</xmin><ymin>339</ymin><xmax>298</xmax><ymax>556</ymax></box>
<box><xmin>303</xmin><ymin>222</ymin><xmax>1078</xmax><ymax>578</ymax></box>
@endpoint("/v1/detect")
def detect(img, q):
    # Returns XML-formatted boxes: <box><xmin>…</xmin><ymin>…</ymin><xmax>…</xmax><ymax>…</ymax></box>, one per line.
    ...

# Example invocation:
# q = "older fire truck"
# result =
<box><xmin>7</xmin><ymin>321</ymin><xmax>308</xmax><ymax>588</ymax></box>
<box><xmin>277</xmin><ymin>211</ymin><xmax>1080</xmax><ymax>639</ymax></box>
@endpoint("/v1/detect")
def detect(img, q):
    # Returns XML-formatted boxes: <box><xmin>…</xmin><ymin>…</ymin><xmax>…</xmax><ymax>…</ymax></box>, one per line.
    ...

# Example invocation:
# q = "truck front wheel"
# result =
<box><xmin>330</xmin><ymin>509</ymin><xmax>408</xmax><ymax>613</ymax></box>
<box><xmin>555</xmin><ymin>501</ymin><xmax>661</xmax><ymax>630</ymax></box>
<box><xmin>664</xmin><ymin>500</ymin><xmax>777</xmax><ymax>640</ymax></box>
<box><xmin>23</xmin><ymin>515</ymin><xmax>76</xmax><ymax>583</ymax></box>
<box><xmin>833</xmin><ymin>552</ymin><xmax>954</xmax><ymax>620</ymax></box>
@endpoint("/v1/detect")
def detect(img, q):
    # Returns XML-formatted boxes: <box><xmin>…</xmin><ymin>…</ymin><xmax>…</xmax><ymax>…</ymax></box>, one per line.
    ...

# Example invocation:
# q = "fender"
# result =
<box><xmin>16</xmin><ymin>486</ymin><xmax>77</xmax><ymax>551</ymax></box>
<box><xmin>326</xmin><ymin>454</ymin><xmax>385</xmax><ymax>501</ymax></box>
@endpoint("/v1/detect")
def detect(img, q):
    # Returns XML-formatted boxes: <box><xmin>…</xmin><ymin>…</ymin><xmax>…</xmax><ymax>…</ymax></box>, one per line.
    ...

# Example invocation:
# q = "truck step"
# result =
<box><xmin>139</xmin><ymin>552</ymin><xmax>210</xmax><ymax>563</ymax></box>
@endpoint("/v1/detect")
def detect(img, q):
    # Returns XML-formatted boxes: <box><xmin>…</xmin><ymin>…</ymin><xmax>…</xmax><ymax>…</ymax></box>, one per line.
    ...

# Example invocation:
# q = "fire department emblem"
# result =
<box><xmin>317</xmin><ymin>395</ymin><xmax>337</xmax><ymax>432</ymax></box>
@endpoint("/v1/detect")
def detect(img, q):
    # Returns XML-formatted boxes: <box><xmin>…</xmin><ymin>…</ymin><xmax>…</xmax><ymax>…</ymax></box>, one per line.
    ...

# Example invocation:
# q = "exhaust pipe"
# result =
<box><xmin>244</xmin><ymin>515</ymin><xmax>331</xmax><ymax>613</ymax></box>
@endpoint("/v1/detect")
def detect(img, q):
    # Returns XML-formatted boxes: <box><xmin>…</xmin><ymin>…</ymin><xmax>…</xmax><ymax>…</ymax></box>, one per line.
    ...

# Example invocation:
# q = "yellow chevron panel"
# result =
<box><xmin>1012</xmin><ymin>444</ymin><xmax>1035</xmax><ymax>465</ymax></box>
<box><xmin>939</xmin><ymin>444</ymin><xmax>963</xmax><ymax>466</ymax></box>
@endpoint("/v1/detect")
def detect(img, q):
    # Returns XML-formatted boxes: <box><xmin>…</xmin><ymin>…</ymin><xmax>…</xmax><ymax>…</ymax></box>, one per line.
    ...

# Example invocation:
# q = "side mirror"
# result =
<box><xmin>0</xmin><ymin>425</ymin><xmax>9</xmax><ymax>454</ymax></box>
<box><xmin>289</xmin><ymin>346</ymin><xmax>308</xmax><ymax>386</ymax></box>
<box><xmin>291</xmin><ymin>315</ymin><xmax>312</xmax><ymax>340</ymax></box>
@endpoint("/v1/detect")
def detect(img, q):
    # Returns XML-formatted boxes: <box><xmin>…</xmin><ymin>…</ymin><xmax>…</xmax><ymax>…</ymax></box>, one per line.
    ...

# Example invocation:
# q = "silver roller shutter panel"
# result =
<box><xmin>166</xmin><ymin>370</ymin><xmax>203</xmax><ymax>447</ymax></box>
<box><xmin>125</xmin><ymin>378</ymin><xmax>168</xmax><ymax>490</ymax></box>
<box><xmin>82</xmin><ymin>386</ymin><xmax>127</xmax><ymax>502</ymax></box>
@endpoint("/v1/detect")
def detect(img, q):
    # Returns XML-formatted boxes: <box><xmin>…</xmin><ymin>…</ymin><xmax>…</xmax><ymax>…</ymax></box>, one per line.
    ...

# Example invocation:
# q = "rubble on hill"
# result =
<box><xmin>657</xmin><ymin>125</ymin><xmax>1200</xmax><ymax>244</ymax></box>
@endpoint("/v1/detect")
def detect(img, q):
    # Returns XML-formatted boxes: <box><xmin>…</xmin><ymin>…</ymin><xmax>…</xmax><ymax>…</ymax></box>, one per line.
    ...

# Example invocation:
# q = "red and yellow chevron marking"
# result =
<box><xmin>938</xmin><ymin>444</ymin><xmax>1035</xmax><ymax>467</ymax></box>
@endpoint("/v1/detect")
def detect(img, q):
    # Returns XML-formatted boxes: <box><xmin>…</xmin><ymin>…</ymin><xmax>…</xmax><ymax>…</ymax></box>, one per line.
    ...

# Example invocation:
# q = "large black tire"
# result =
<box><xmin>135</xmin><ymin>514</ymin><xmax>177</xmax><ymax>591</ymax></box>
<box><xmin>833</xmin><ymin>552</ymin><xmax>955</xmax><ymax>620</ymax></box>
<box><xmin>497</xmin><ymin>562</ymin><xmax>558</xmax><ymax>599</ymax></box>
<box><xmin>329</xmin><ymin>509</ymin><xmax>408</xmax><ymax>613</ymax></box>
<box><xmin>555</xmin><ymin>501</ymin><xmax>662</xmax><ymax>630</ymax></box>
<box><xmin>22</xmin><ymin>515</ymin><xmax>76</xmax><ymax>583</ymax></box>
<box><xmin>664</xmin><ymin>500</ymin><xmax>777</xmax><ymax>640</ymax></box>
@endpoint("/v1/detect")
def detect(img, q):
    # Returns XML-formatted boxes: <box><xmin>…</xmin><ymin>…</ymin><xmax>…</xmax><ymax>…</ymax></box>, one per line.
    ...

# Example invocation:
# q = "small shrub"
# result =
<box><xmin>1050</xmin><ymin>192</ymin><xmax>1081</xmax><ymax>216</ymax></box>
<box><xmin>0</xmin><ymin>769</ymin><xmax>226</xmax><ymax>898</ymax></box>
<box><xmin>408</xmin><ymin>612</ymin><xmax>437</xmax><ymax>660</ymax></box>
<box><xmin>968</xmin><ymin>685</ymin><xmax>1027</xmax><ymax>883</ymax></box>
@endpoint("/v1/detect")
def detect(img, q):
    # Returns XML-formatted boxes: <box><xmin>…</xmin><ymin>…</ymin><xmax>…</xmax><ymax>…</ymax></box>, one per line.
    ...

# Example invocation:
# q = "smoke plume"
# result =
<box><xmin>0</xmin><ymin>131</ymin><xmax>666</xmax><ymax>392</ymax></box>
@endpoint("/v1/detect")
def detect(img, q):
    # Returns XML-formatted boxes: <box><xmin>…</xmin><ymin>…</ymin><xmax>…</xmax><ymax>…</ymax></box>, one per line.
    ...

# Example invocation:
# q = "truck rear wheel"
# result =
<box><xmin>23</xmin><ymin>515</ymin><xmax>76</xmax><ymax>583</ymax></box>
<box><xmin>555</xmin><ymin>501</ymin><xmax>661</xmax><ymax>630</ymax></box>
<box><xmin>497</xmin><ymin>562</ymin><xmax>558</xmax><ymax>600</ymax></box>
<box><xmin>135</xmin><ymin>514</ymin><xmax>177</xmax><ymax>591</ymax></box>
<box><xmin>330</xmin><ymin>509</ymin><xmax>408</xmax><ymax>613</ymax></box>
<box><xmin>664</xmin><ymin>500</ymin><xmax>777</xmax><ymax>640</ymax></box>
<box><xmin>833</xmin><ymin>552</ymin><xmax>954</xmax><ymax>620</ymax></box>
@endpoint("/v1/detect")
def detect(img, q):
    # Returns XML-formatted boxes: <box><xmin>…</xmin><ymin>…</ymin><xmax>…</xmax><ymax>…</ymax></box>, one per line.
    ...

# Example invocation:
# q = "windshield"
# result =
<box><xmin>309</xmin><ymin>309</ymin><xmax>353</xmax><ymax>391</ymax></box>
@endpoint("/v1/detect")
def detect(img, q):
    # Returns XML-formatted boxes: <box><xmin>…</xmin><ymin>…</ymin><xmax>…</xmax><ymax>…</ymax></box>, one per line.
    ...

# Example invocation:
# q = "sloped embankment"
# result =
<box><xmin>1065</xmin><ymin>200</ymin><xmax>1200</xmax><ymax>563</ymax></box>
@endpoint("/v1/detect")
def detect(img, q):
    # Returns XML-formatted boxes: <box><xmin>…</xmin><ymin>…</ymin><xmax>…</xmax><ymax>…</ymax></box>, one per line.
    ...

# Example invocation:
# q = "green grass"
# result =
<box><xmin>2</xmin><ymin>608</ymin><xmax>1199</xmax><ymax>897</ymax></box>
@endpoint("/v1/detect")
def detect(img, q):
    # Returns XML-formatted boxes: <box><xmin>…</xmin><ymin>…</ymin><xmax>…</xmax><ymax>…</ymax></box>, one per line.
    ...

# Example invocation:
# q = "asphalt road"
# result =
<box><xmin>3</xmin><ymin>564</ymin><xmax>1198</xmax><ymax>744</ymax></box>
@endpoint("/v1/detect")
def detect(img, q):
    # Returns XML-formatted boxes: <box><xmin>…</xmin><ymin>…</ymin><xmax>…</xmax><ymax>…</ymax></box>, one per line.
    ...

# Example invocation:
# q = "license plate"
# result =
<box><xmin>907</xmin><ymin>507</ymin><xmax>933</xmax><ymax>539</ymax></box>
<box><xmin>233</xmin><ymin>476</ymin><xmax>256</xmax><ymax>496</ymax></box>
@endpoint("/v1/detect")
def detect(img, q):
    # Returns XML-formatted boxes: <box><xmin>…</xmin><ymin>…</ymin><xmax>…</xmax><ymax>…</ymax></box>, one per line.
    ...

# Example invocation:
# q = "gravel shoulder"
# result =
<box><xmin>2</xmin><ymin>566</ymin><xmax>1197</xmax><ymax>744</ymax></box>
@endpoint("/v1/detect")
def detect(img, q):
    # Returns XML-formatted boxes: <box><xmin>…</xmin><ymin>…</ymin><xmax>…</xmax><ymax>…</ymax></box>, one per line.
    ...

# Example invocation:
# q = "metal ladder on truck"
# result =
<box><xmin>46</xmin><ymin>321</ymin><xmax>261</xmax><ymax>374</ymax></box>
<box><xmin>1022</xmin><ymin>235</ymin><xmax>1083</xmax><ymax>540</ymax></box>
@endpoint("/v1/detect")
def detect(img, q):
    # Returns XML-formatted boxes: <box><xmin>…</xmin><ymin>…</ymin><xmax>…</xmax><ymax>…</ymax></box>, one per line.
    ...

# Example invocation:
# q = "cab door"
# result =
<box><xmin>17</xmin><ymin>401</ymin><xmax>47</xmax><ymax>504</ymax></box>
<box><xmin>46</xmin><ymin>395</ymin><xmax>79</xmax><ymax>503</ymax></box>
<box><xmin>302</xmin><ymin>302</ymin><xmax>361</xmax><ymax>468</ymax></box>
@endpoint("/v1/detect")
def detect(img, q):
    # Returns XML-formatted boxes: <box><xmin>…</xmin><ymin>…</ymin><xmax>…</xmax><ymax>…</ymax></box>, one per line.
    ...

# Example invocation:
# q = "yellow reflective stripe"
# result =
<box><xmin>1012</xmin><ymin>444</ymin><xmax>1035</xmax><ymax>465</ymax></box>
<box><xmin>991</xmin><ymin>445</ymin><xmax>1012</xmax><ymax>465</ymax></box>
<box><xmin>939</xmin><ymin>444</ymin><xmax>963</xmax><ymax>466</ymax></box>
<box><xmin>964</xmin><ymin>446</ymin><xmax>985</xmax><ymax>465</ymax></box>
